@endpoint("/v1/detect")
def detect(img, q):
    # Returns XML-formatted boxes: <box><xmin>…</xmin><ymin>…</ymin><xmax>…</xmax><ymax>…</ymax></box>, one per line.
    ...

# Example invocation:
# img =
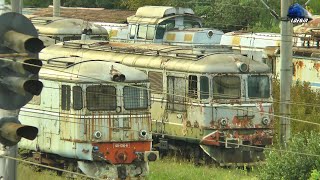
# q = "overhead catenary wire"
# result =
<box><xmin>20</xmin><ymin>51</ymin><xmax>320</xmax><ymax>110</ymax></box>
<box><xmin>0</xmin><ymin>57</ymin><xmax>318</xmax><ymax>128</ymax></box>
<box><xmin>1</xmin><ymin>154</ymin><xmax>103</xmax><ymax>180</ymax></box>
<box><xmin>37</xmin><ymin>50</ymin><xmax>320</xmax><ymax>110</ymax></box>
<box><xmin>2</xmin><ymin>135</ymin><xmax>320</xmax><ymax>180</ymax></box>
<box><xmin>0</xmin><ymin>58</ymin><xmax>318</xmax><ymax>163</ymax></box>
<box><xmin>1</xmin><ymin>50</ymin><xmax>318</xmax><ymax>126</ymax></box>
<box><xmin>39</xmin><ymin>80</ymin><xmax>320</xmax><ymax>110</ymax></box>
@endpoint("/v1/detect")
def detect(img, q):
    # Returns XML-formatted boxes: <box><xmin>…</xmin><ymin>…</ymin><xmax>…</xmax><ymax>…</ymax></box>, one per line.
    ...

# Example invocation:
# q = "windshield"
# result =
<box><xmin>212</xmin><ymin>76</ymin><xmax>241</xmax><ymax>99</ymax></box>
<box><xmin>248</xmin><ymin>75</ymin><xmax>270</xmax><ymax>98</ymax></box>
<box><xmin>86</xmin><ymin>85</ymin><xmax>117</xmax><ymax>111</ymax></box>
<box><xmin>123</xmin><ymin>86</ymin><xmax>148</xmax><ymax>110</ymax></box>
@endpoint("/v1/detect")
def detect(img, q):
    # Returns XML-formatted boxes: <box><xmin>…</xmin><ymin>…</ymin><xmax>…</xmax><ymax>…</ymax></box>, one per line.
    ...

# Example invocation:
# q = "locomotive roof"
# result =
<box><xmin>127</xmin><ymin>6</ymin><xmax>201</xmax><ymax>25</ymax></box>
<box><xmin>41</xmin><ymin>40</ymin><xmax>270</xmax><ymax>74</ymax></box>
<box><xmin>30</xmin><ymin>16</ymin><xmax>108</xmax><ymax>35</ymax></box>
<box><xmin>39</xmin><ymin>57</ymin><xmax>148</xmax><ymax>83</ymax></box>
<box><xmin>294</xmin><ymin>15</ymin><xmax>320</xmax><ymax>34</ymax></box>
<box><xmin>135</xmin><ymin>6</ymin><xmax>194</xmax><ymax>18</ymax></box>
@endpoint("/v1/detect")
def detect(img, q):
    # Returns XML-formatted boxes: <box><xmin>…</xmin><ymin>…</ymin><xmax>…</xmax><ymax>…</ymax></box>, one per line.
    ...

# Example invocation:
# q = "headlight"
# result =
<box><xmin>93</xmin><ymin>131</ymin><xmax>102</xmax><ymax>139</ymax></box>
<box><xmin>220</xmin><ymin>118</ymin><xmax>228</xmax><ymax>126</ymax></box>
<box><xmin>236</xmin><ymin>62</ymin><xmax>249</xmax><ymax>73</ymax></box>
<box><xmin>139</xmin><ymin>130</ymin><xmax>148</xmax><ymax>138</ymax></box>
<box><xmin>262</xmin><ymin>117</ymin><xmax>270</xmax><ymax>125</ymax></box>
<box><xmin>207</xmin><ymin>30</ymin><xmax>214</xmax><ymax>37</ymax></box>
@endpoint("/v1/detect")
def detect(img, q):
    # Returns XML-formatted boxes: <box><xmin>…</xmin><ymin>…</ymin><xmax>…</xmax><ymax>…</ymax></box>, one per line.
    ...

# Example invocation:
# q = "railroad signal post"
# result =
<box><xmin>0</xmin><ymin>12</ymin><xmax>44</xmax><ymax>180</ymax></box>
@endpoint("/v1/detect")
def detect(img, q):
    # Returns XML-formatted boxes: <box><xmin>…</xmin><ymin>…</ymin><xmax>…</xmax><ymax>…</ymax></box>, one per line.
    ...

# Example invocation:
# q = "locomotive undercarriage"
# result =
<box><xmin>153</xmin><ymin>131</ymin><xmax>270</xmax><ymax>167</ymax></box>
<box><xmin>19</xmin><ymin>149</ymin><xmax>149</xmax><ymax>180</ymax></box>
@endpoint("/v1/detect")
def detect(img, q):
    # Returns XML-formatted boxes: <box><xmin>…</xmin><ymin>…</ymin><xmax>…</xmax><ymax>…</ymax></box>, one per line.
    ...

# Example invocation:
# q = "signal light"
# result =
<box><xmin>0</xmin><ymin>58</ymin><xmax>43</xmax><ymax>110</ymax></box>
<box><xmin>0</xmin><ymin>12</ymin><xmax>44</xmax><ymax>146</ymax></box>
<box><xmin>3</xmin><ymin>30</ymin><xmax>44</xmax><ymax>53</ymax></box>
<box><xmin>0</xmin><ymin>117</ymin><xmax>38</xmax><ymax>146</ymax></box>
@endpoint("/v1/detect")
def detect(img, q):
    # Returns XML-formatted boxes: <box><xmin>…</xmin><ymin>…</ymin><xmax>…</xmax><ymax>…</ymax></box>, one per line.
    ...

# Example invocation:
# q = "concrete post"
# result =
<box><xmin>0</xmin><ymin>109</ymin><xmax>19</xmax><ymax>180</ymax></box>
<box><xmin>53</xmin><ymin>0</ymin><xmax>60</xmax><ymax>17</ymax></box>
<box><xmin>280</xmin><ymin>0</ymin><xmax>293</xmax><ymax>147</ymax></box>
<box><xmin>10</xmin><ymin>0</ymin><xmax>21</xmax><ymax>14</ymax></box>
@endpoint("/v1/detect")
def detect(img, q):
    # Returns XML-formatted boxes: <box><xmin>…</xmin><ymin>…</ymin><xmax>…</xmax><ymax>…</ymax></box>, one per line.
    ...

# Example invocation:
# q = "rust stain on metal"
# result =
<box><xmin>314</xmin><ymin>63</ymin><xmax>320</xmax><ymax>72</ymax></box>
<box><xmin>108</xmin><ymin>113</ymin><xmax>111</xmax><ymax>140</ymax></box>
<box><xmin>194</xmin><ymin>121</ymin><xmax>199</xmax><ymax>128</ymax></box>
<box><xmin>210</xmin><ymin>119</ymin><xmax>215</xmax><ymax>128</ymax></box>
<box><xmin>232</xmin><ymin>116</ymin><xmax>250</xmax><ymax>127</ymax></box>
<box><xmin>200</xmin><ymin>131</ymin><xmax>220</xmax><ymax>146</ymax></box>
<box><xmin>92</xmin><ymin>112</ymin><xmax>95</xmax><ymax>140</ymax></box>
<box><xmin>186</xmin><ymin>120</ymin><xmax>191</xmax><ymax>127</ymax></box>
<box><xmin>293</xmin><ymin>63</ymin><xmax>297</xmax><ymax>77</ymax></box>
<box><xmin>257</xmin><ymin>102</ymin><xmax>265</xmax><ymax>116</ymax></box>
<box><xmin>296</xmin><ymin>61</ymin><xmax>304</xmax><ymax>68</ymax></box>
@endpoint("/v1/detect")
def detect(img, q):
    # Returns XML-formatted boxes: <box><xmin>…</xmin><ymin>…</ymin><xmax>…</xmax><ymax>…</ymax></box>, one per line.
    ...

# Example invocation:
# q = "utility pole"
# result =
<box><xmin>280</xmin><ymin>0</ymin><xmax>293</xmax><ymax>147</ymax></box>
<box><xmin>10</xmin><ymin>0</ymin><xmax>21</xmax><ymax>13</ymax></box>
<box><xmin>0</xmin><ymin>0</ymin><xmax>5</xmax><ymax>15</ymax></box>
<box><xmin>53</xmin><ymin>0</ymin><xmax>60</xmax><ymax>17</ymax></box>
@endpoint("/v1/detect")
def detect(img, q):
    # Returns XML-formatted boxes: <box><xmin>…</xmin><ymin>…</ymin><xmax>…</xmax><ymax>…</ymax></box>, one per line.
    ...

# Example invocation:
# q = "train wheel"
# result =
<box><xmin>194</xmin><ymin>146</ymin><xmax>201</xmax><ymax>166</ymax></box>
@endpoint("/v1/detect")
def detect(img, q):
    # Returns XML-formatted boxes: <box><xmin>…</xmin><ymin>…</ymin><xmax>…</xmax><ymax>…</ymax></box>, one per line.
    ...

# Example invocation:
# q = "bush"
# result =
<box><xmin>259</xmin><ymin>131</ymin><xmax>320</xmax><ymax>180</ymax></box>
<box><xmin>272</xmin><ymin>79</ymin><xmax>320</xmax><ymax>141</ymax></box>
<box><xmin>309</xmin><ymin>170</ymin><xmax>320</xmax><ymax>180</ymax></box>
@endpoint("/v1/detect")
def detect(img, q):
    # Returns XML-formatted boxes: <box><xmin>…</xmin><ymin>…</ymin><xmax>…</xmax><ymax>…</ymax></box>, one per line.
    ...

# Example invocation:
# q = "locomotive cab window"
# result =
<box><xmin>183</xmin><ymin>18</ymin><xmax>201</xmax><ymax>28</ymax></box>
<box><xmin>155</xmin><ymin>25</ymin><xmax>166</xmax><ymax>39</ymax></box>
<box><xmin>137</xmin><ymin>25</ymin><xmax>147</xmax><ymax>39</ymax></box>
<box><xmin>188</xmin><ymin>75</ymin><xmax>198</xmax><ymax>99</ymax></box>
<box><xmin>86</xmin><ymin>85</ymin><xmax>117</xmax><ymax>111</ymax></box>
<box><xmin>146</xmin><ymin>26</ymin><xmax>155</xmax><ymax>40</ymax></box>
<box><xmin>167</xmin><ymin>76</ymin><xmax>186</xmax><ymax>111</ymax></box>
<box><xmin>200</xmin><ymin>76</ymin><xmax>209</xmax><ymax>99</ymax></box>
<box><xmin>248</xmin><ymin>75</ymin><xmax>270</xmax><ymax>98</ymax></box>
<box><xmin>61</xmin><ymin>85</ymin><xmax>71</xmax><ymax>110</ymax></box>
<box><xmin>73</xmin><ymin>86</ymin><xmax>83</xmax><ymax>110</ymax></box>
<box><xmin>212</xmin><ymin>76</ymin><xmax>240</xmax><ymax>99</ymax></box>
<box><xmin>130</xmin><ymin>24</ymin><xmax>137</xmax><ymax>39</ymax></box>
<box><xmin>123</xmin><ymin>86</ymin><xmax>148</xmax><ymax>110</ymax></box>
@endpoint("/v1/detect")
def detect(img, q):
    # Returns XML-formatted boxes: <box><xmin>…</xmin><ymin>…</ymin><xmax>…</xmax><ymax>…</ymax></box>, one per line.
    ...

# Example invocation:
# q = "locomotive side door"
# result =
<box><xmin>165</xmin><ymin>73</ymin><xmax>188</xmax><ymax>137</ymax></box>
<box><xmin>39</xmin><ymin>80</ymin><xmax>60</xmax><ymax>151</ymax></box>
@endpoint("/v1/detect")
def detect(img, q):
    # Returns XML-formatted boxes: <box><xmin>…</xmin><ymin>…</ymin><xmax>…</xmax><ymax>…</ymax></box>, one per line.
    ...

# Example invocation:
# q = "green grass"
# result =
<box><xmin>17</xmin><ymin>158</ymin><xmax>258</xmax><ymax>180</ymax></box>
<box><xmin>17</xmin><ymin>163</ymin><xmax>66</xmax><ymax>180</ymax></box>
<box><xmin>148</xmin><ymin>157</ymin><xmax>257</xmax><ymax>180</ymax></box>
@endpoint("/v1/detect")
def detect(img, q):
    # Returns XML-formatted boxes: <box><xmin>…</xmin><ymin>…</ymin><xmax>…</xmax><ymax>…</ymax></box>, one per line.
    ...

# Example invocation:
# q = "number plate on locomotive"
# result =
<box><xmin>113</xmin><ymin>143</ymin><xmax>130</xmax><ymax>148</ymax></box>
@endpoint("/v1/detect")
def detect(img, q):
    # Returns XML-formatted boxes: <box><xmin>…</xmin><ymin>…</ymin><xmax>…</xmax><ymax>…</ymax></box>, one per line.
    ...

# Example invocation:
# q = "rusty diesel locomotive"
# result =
<box><xmin>96</xmin><ymin>6</ymin><xmax>224</xmax><ymax>48</ymax></box>
<box><xmin>18</xmin><ymin>57</ymin><xmax>158</xmax><ymax>179</ymax></box>
<box><xmin>39</xmin><ymin>40</ymin><xmax>274</xmax><ymax>166</ymax></box>
<box><xmin>221</xmin><ymin>16</ymin><xmax>320</xmax><ymax>89</ymax></box>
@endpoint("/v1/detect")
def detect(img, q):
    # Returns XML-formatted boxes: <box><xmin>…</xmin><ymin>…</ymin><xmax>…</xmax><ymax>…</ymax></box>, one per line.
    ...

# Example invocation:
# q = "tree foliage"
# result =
<box><xmin>19</xmin><ymin>0</ymin><xmax>320</xmax><ymax>32</ymax></box>
<box><xmin>258</xmin><ymin>131</ymin><xmax>320</xmax><ymax>180</ymax></box>
<box><xmin>122</xmin><ymin>0</ymin><xmax>320</xmax><ymax>32</ymax></box>
<box><xmin>62</xmin><ymin>0</ymin><xmax>124</xmax><ymax>9</ymax></box>
<box><xmin>309</xmin><ymin>170</ymin><xmax>320</xmax><ymax>180</ymax></box>
<box><xmin>272</xmin><ymin>78</ymin><xmax>320</xmax><ymax>137</ymax></box>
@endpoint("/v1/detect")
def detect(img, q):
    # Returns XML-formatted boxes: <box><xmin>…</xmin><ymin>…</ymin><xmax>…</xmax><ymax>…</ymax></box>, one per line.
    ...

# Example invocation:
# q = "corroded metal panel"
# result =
<box><xmin>274</xmin><ymin>50</ymin><xmax>320</xmax><ymax>89</ymax></box>
<box><xmin>40</xmin><ymin>41</ymin><xmax>270</xmax><ymax>74</ymax></box>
